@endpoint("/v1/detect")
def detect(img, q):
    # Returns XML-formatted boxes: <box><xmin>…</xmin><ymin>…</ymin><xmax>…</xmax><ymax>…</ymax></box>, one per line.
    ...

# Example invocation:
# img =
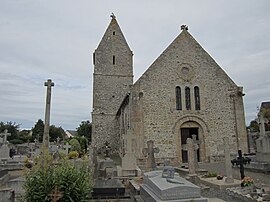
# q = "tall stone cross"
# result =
<box><xmin>0</xmin><ymin>129</ymin><xmax>11</xmax><ymax>145</ymax></box>
<box><xmin>218</xmin><ymin>137</ymin><xmax>234</xmax><ymax>183</ymax></box>
<box><xmin>142</xmin><ymin>140</ymin><xmax>160</xmax><ymax>171</ymax></box>
<box><xmin>63</xmin><ymin>142</ymin><xmax>71</xmax><ymax>155</ymax></box>
<box><xmin>43</xmin><ymin>79</ymin><xmax>54</xmax><ymax>148</ymax></box>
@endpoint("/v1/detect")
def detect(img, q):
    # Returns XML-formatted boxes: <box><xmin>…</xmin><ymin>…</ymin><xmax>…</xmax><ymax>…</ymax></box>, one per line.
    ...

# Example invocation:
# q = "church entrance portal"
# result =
<box><xmin>181</xmin><ymin>128</ymin><xmax>200</xmax><ymax>163</ymax></box>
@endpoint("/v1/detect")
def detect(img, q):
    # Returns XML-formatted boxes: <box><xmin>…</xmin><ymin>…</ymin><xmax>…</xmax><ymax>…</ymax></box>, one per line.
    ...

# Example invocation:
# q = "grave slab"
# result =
<box><xmin>140</xmin><ymin>170</ymin><xmax>207</xmax><ymax>202</ymax></box>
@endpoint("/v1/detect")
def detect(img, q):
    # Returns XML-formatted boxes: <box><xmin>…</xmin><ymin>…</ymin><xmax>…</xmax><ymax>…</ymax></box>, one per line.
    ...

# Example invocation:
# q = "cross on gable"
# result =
<box><xmin>0</xmin><ymin>129</ymin><xmax>11</xmax><ymax>145</ymax></box>
<box><xmin>49</xmin><ymin>186</ymin><xmax>63</xmax><ymax>202</ymax></box>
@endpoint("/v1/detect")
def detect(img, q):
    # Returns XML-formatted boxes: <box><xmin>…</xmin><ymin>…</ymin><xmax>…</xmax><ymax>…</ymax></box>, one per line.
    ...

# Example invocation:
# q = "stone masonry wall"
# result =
<box><xmin>130</xmin><ymin>29</ymin><xmax>247</xmax><ymax>164</ymax></box>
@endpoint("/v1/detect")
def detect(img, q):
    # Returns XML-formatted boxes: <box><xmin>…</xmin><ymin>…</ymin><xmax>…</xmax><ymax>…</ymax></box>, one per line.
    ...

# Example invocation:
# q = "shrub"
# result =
<box><xmin>22</xmin><ymin>148</ymin><xmax>92</xmax><ymax>202</ymax></box>
<box><xmin>68</xmin><ymin>151</ymin><xmax>79</xmax><ymax>159</ymax></box>
<box><xmin>203</xmin><ymin>172</ymin><xmax>218</xmax><ymax>178</ymax></box>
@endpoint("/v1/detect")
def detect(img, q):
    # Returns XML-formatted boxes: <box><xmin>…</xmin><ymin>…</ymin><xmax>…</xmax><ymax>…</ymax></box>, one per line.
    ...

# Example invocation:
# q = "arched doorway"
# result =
<box><xmin>181</xmin><ymin>122</ymin><xmax>200</xmax><ymax>163</ymax></box>
<box><xmin>173</xmin><ymin>115</ymin><xmax>209</xmax><ymax>163</ymax></box>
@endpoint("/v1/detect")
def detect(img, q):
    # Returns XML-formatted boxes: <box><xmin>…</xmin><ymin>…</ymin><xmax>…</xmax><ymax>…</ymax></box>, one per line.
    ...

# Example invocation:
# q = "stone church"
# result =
<box><xmin>92</xmin><ymin>15</ymin><xmax>248</xmax><ymax>165</ymax></box>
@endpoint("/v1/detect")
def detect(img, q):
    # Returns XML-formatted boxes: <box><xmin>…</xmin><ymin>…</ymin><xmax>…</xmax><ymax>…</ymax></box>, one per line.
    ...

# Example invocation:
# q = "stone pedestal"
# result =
<box><xmin>0</xmin><ymin>145</ymin><xmax>10</xmax><ymax>160</ymax></box>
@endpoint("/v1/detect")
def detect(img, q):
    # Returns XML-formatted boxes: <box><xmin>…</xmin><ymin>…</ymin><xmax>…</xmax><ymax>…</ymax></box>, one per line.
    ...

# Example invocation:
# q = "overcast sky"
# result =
<box><xmin>0</xmin><ymin>0</ymin><xmax>269</xmax><ymax>130</ymax></box>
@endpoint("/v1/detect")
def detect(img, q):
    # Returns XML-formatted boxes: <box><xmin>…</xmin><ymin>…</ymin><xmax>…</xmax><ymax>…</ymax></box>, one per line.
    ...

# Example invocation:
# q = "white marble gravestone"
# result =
<box><xmin>140</xmin><ymin>170</ymin><xmax>207</xmax><ymax>202</ymax></box>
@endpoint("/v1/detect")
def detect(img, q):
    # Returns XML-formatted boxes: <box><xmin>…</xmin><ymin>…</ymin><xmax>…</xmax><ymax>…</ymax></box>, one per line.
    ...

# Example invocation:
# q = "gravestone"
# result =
<box><xmin>0</xmin><ymin>130</ymin><xmax>11</xmax><ymax>160</ymax></box>
<box><xmin>191</xmin><ymin>134</ymin><xmax>201</xmax><ymax>170</ymax></box>
<box><xmin>93</xmin><ymin>142</ymin><xmax>125</xmax><ymax>198</ymax></box>
<box><xmin>182</xmin><ymin>138</ymin><xmax>198</xmax><ymax>175</ymax></box>
<box><xmin>63</xmin><ymin>143</ymin><xmax>71</xmax><ymax>155</ymax></box>
<box><xmin>140</xmin><ymin>170</ymin><xmax>207</xmax><ymax>202</ymax></box>
<box><xmin>218</xmin><ymin>137</ymin><xmax>234</xmax><ymax>183</ymax></box>
<box><xmin>121</xmin><ymin>132</ymin><xmax>137</xmax><ymax>176</ymax></box>
<box><xmin>256</xmin><ymin>112</ymin><xmax>270</xmax><ymax>163</ymax></box>
<box><xmin>142</xmin><ymin>140</ymin><xmax>159</xmax><ymax>171</ymax></box>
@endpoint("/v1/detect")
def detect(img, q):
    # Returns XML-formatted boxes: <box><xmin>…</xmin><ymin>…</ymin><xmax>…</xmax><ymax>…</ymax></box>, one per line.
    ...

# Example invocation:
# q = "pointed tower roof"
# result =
<box><xmin>96</xmin><ymin>14</ymin><xmax>131</xmax><ymax>52</ymax></box>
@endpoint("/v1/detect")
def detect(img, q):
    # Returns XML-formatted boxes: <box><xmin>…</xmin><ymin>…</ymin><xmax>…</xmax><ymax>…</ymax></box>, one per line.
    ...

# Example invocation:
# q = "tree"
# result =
<box><xmin>69</xmin><ymin>138</ymin><xmax>81</xmax><ymax>152</ymax></box>
<box><xmin>248</xmin><ymin>120</ymin><xmax>259</xmax><ymax>132</ymax></box>
<box><xmin>32</xmin><ymin>119</ymin><xmax>44</xmax><ymax>142</ymax></box>
<box><xmin>77</xmin><ymin>120</ymin><xmax>92</xmax><ymax>142</ymax></box>
<box><xmin>49</xmin><ymin>125</ymin><xmax>65</xmax><ymax>142</ymax></box>
<box><xmin>0</xmin><ymin>121</ymin><xmax>20</xmax><ymax>141</ymax></box>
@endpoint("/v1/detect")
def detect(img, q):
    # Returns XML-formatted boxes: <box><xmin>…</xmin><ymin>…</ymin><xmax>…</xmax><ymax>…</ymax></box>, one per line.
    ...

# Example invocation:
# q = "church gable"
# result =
<box><xmin>135</xmin><ymin>28</ymin><xmax>236</xmax><ymax>90</ymax></box>
<box><xmin>129</xmin><ymin>26</ymin><xmax>247</xmax><ymax>161</ymax></box>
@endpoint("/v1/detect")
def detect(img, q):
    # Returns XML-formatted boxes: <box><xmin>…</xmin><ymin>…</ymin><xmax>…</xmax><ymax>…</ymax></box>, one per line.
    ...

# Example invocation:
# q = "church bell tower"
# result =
<box><xmin>92</xmin><ymin>14</ymin><xmax>133</xmax><ymax>150</ymax></box>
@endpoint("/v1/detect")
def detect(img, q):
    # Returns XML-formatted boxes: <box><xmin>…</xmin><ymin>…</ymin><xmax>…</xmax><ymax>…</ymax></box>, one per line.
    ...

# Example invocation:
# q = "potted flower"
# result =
<box><xmin>241</xmin><ymin>176</ymin><xmax>254</xmax><ymax>187</ymax></box>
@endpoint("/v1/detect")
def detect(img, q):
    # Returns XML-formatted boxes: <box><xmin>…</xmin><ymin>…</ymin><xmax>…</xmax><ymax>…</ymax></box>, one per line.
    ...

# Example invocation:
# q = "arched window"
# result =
<box><xmin>194</xmin><ymin>86</ymin><xmax>200</xmax><ymax>110</ymax></box>
<box><xmin>185</xmin><ymin>87</ymin><xmax>191</xmax><ymax>110</ymax></box>
<box><xmin>176</xmin><ymin>86</ymin><xmax>182</xmax><ymax>110</ymax></box>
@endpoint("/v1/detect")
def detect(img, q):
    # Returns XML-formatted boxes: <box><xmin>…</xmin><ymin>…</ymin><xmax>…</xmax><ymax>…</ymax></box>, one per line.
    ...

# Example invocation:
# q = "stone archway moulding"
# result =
<box><xmin>173</xmin><ymin>115</ymin><xmax>210</xmax><ymax>163</ymax></box>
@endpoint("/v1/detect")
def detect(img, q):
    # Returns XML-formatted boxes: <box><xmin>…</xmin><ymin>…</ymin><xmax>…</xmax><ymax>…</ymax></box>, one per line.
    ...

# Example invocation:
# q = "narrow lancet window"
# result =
<box><xmin>93</xmin><ymin>52</ymin><xmax>95</xmax><ymax>65</ymax></box>
<box><xmin>113</xmin><ymin>55</ymin><xmax>115</xmax><ymax>65</ymax></box>
<box><xmin>194</xmin><ymin>86</ymin><xmax>200</xmax><ymax>110</ymax></box>
<box><xmin>176</xmin><ymin>86</ymin><xmax>182</xmax><ymax>110</ymax></box>
<box><xmin>185</xmin><ymin>87</ymin><xmax>191</xmax><ymax>110</ymax></box>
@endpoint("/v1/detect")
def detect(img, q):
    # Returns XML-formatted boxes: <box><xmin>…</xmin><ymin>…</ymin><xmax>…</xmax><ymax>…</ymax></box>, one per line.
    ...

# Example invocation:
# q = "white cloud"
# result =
<box><xmin>0</xmin><ymin>0</ymin><xmax>270</xmax><ymax>129</ymax></box>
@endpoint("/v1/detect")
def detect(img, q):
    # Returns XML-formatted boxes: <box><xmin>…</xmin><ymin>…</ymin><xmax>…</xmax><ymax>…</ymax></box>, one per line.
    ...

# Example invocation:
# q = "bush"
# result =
<box><xmin>203</xmin><ymin>171</ymin><xmax>218</xmax><ymax>178</ymax></box>
<box><xmin>68</xmin><ymin>151</ymin><xmax>79</xmax><ymax>159</ymax></box>
<box><xmin>22</xmin><ymin>148</ymin><xmax>92</xmax><ymax>202</ymax></box>
<box><xmin>69</xmin><ymin>138</ymin><xmax>81</xmax><ymax>152</ymax></box>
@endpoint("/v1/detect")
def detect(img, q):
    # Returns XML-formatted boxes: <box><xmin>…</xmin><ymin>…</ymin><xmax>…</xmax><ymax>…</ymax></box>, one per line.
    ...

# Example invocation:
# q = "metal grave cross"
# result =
<box><xmin>233</xmin><ymin>150</ymin><xmax>247</xmax><ymax>180</ymax></box>
<box><xmin>142</xmin><ymin>140</ymin><xmax>160</xmax><ymax>171</ymax></box>
<box><xmin>0</xmin><ymin>129</ymin><xmax>11</xmax><ymax>145</ymax></box>
<box><xmin>49</xmin><ymin>186</ymin><xmax>63</xmax><ymax>202</ymax></box>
